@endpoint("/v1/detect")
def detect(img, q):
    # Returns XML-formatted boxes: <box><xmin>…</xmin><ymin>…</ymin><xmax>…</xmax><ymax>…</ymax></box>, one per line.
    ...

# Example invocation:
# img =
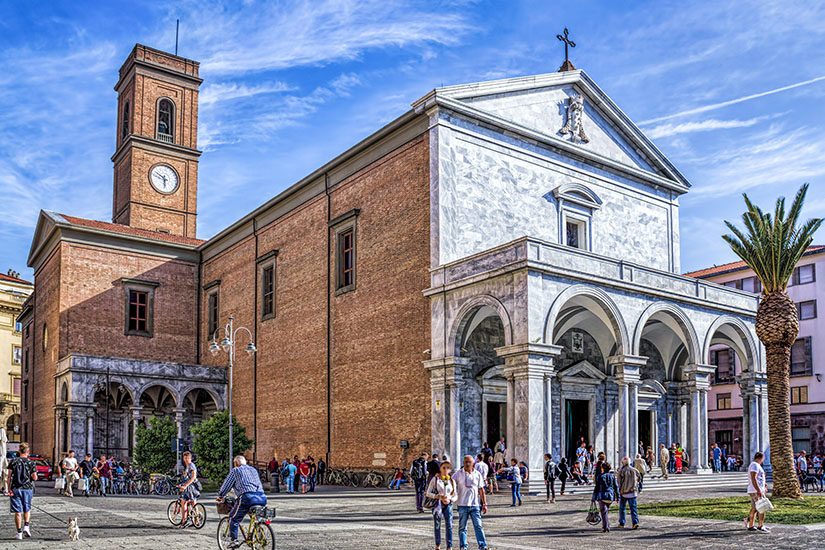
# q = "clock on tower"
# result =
<box><xmin>111</xmin><ymin>44</ymin><xmax>201</xmax><ymax>237</ymax></box>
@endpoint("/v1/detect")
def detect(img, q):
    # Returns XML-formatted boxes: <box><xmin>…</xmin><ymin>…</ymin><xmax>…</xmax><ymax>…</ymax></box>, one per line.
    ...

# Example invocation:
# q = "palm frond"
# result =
<box><xmin>722</xmin><ymin>184</ymin><xmax>823</xmax><ymax>292</ymax></box>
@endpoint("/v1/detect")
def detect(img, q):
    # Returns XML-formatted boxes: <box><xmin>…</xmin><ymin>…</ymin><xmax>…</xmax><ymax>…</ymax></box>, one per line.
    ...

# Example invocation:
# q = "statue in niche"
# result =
<box><xmin>572</xmin><ymin>331</ymin><xmax>585</xmax><ymax>353</ymax></box>
<box><xmin>559</xmin><ymin>93</ymin><xmax>589</xmax><ymax>144</ymax></box>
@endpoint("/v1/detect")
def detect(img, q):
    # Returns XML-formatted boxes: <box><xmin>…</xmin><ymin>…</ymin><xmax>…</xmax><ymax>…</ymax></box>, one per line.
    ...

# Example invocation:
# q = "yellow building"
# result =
<box><xmin>0</xmin><ymin>270</ymin><xmax>33</xmax><ymax>443</ymax></box>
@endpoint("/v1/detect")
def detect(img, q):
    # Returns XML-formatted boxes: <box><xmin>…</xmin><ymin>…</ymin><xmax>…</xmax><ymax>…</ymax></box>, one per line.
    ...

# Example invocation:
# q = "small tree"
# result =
<box><xmin>191</xmin><ymin>410</ymin><xmax>253</xmax><ymax>482</ymax></box>
<box><xmin>133</xmin><ymin>415</ymin><xmax>177</xmax><ymax>473</ymax></box>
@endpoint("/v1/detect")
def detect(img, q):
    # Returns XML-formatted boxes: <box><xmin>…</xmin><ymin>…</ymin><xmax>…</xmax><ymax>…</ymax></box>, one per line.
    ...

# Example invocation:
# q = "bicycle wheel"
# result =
<box><xmin>155</xmin><ymin>479</ymin><xmax>171</xmax><ymax>495</ymax></box>
<box><xmin>217</xmin><ymin>517</ymin><xmax>233</xmax><ymax>550</ymax></box>
<box><xmin>251</xmin><ymin>522</ymin><xmax>275</xmax><ymax>550</ymax></box>
<box><xmin>167</xmin><ymin>500</ymin><xmax>183</xmax><ymax>525</ymax></box>
<box><xmin>191</xmin><ymin>503</ymin><xmax>207</xmax><ymax>529</ymax></box>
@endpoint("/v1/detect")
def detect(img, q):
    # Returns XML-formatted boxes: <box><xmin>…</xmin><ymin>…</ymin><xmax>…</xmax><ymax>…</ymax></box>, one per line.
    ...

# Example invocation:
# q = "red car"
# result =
<box><xmin>27</xmin><ymin>455</ymin><xmax>53</xmax><ymax>481</ymax></box>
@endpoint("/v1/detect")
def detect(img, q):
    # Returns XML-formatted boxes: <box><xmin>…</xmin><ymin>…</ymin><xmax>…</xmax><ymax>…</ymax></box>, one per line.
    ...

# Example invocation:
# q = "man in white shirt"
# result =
<box><xmin>453</xmin><ymin>455</ymin><xmax>488</xmax><ymax>550</ymax></box>
<box><xmin>61</xmin><ymin>450</ymin><xmax>79</xmax><ymax>498</ymax></box>
<box><xmin>745</xmin><ymin>451</ymin><xmax>769</xmax><ymax>532</ymax></box>
<box><xmin>474</xmin><ymin>454</ymin><xmax>489</xmax><ymax>480</ymax></box>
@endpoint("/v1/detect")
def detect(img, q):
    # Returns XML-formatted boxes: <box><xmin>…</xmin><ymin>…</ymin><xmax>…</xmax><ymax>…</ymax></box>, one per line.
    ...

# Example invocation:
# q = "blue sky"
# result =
<box><xmin>2</xmin><ymin>0</ymin><xmax>825</xmax><ymax>280</ymax></box>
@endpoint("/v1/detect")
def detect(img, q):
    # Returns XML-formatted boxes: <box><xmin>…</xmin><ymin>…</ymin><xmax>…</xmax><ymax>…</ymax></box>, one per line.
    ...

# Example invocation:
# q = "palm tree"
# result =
<box><xmin>723</xmin><ymin>183</ymin><xmax>822</xmax><ymax>499</ymax></box>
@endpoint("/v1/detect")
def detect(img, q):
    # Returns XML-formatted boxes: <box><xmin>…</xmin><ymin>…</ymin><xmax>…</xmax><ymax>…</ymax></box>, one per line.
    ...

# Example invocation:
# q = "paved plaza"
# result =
<box><xmin>1</xmin><ymin>479</ymin><xmax>823</xmax><ymax>549</ymax></box>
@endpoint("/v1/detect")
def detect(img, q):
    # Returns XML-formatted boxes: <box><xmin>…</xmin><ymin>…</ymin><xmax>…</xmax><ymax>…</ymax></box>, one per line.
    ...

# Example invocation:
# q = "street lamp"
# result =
<box><xmin>210</xmin><ymin>315</ymin><xmax>257</xmax><ymax>467</ymax></box>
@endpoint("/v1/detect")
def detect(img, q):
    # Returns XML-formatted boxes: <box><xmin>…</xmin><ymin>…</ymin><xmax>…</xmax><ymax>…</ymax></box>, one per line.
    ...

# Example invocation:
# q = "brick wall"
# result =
<box><xmin>201</xmin><ymin>134</ymin><xmax>432</xmax><ymax>469</ymax></box>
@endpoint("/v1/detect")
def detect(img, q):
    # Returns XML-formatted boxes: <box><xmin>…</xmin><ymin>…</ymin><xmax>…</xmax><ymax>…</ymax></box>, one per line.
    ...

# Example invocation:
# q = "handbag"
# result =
<box><xmin>755</xmin><ymin>496</ymin><xmax>774</xmax><ymax>514</ymax></box>
<box><xmin>586</xmin><ymin>501</ymin><xmax>601</xmax><ymax>525</ymax></box>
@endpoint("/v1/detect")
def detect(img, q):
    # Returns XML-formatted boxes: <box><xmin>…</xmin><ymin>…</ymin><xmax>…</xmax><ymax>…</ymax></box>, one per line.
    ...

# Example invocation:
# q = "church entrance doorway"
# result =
<box><xmin>638</xmin><ymin>410</ymin><xmax>653</xmax><ymax>453</ymax></box>
<box><xmin>565</xmin><ymin>399</ymin><xmax>589</xmax><ymax>462</ymax></box>
<box><xmin>486</xmin><ymin>401</ymin><xmax>505</xmax><ymax>445</ymax></box>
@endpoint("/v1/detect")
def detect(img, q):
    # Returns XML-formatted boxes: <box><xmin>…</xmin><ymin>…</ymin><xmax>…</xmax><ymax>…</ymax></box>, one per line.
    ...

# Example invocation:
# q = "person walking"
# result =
<box><xmin>474</xmin><ymin>454</ymin><xmax>489</xmax><ymax>482</ymax></box>
<box><xmin>634</xmin><ymin>454</ymin><xmax>646</xmax><ymax>493</ymax></box>
<box><xmin>283</xmin><ymin>458</ymin><xmax>297</xmax><ymax>494</ymax></box>
<box><xmin>575</xmin><ymin>441</ymin><xmax>588</xmax><ymax>474</ymax></box>
<box><xmin>543</xmin><ymin>453</ymin><xmax>559</xmax><ymax>503</ymax></box>
<box><xmin>6</xmin><ymin>442</ymin><xmax>38</xmax><ymax>540</ymax></box>
<box><xmin>411</xmin><ymin>452</ymin><xmax>429</xmax><ymax>512</ymax></box>
<box><xmin>79</xmin><ymin>453</ymin><xmax>95</xmax><ymax>497</ymax></box>
<box><xmin>494</xmin><ymin>437</ymin><xmax>506</xmax><ymax>462</ymax></box>
<box><xmin>317</xmin><ymin>457</ymin><xmax>327</xmax><ymax>486</ymax></box>
<box><xmin>97</xmin><ymin>454</ymin><xmax>111</xmax><ymax>496</ymax></box>
<box><xmin>591</xmin><ymin>462</ymin><xmax>619</xmax><ymax>533</ymax></box>
<box><xmin>496</xmin><ymin>458</ymin><xmax>523</xmax><ymax>506</ymax></box>
<box><xmin>61</xmin><ymin>449</ymin><xmax>79</xmax><ymax>497</ymax></box>
<box><xmin>426</xmin><ymin>460</ymin><xmax>457</xmax><ymax>550</ymax></box>
<box><xmin>216</xmin><ymin>455</ymin><xmax>268</xmax><ymax>549</ymax></box>
<box><xmin>746</xmin><ymin>451</ymin><xmax>770</xmax><ymax>532</ymax></box>
<box><xmin>644</xmin><ymin>446</ymin><xmax>654</xmax><ymax>473</ymax></box>
<box><xmin>712</xmin><ymin>444</ymin><xmax>722</xmax><ymax>473</ymax></box>
<box><xmin>427</xmin><ymin>453</ymin><xmax>442</xmax><ymax>484</ymax></box>
<box><xmin>485</xmin><ymin>455</ymin><xmax>497</xmax><ymax>495</ymax></box>
<box><xmin>298</xmin><ymin>459</ymin><xmax>310</xmax><ymax>494</ymax></box>
<box><xmin>558</xmin><ymin>457</ymin><xmax>570</xmax><ymax>495</ymax></box>
<box><xmin>673</xmin><ymin>446</ymin><xmax>683</xmax><ymax>474</ymax></box>
<box><xmin>453</xmin><ymin>455</ymin><xmax>489</xmax><ymax>550</ymax></box>
<box><xmin>308</xmin><ymin>457</ymin><xmax>317</xmax><ymax>492</ymax></box>
<box><xmin>658</xmin><ymin>444</ymin><xmax>669</xmax><ymax>479</ymax></box>
<box><xmin>617</xmin><ymin>457</ymin><xmax>640</xmax><ymax>529</ymax></box>
<box><xmin>268</xmin><ymin>455</ymin><xmax>280</xmax><ymax>493</ymax></box>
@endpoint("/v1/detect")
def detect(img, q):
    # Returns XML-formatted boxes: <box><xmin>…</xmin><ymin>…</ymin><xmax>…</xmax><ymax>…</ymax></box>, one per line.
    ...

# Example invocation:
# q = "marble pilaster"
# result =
<box><xmin>424</xmin><ymin>357</ymin><xmax>470</xmax><ymax>461</ymax></box>
<box><xmin>684</xmin><ymin>363</ymin><xmax>714</xmax><ymax>474</ymax></box>
<box><xmin>609</xmin><ymin>355</ymin><xmax>645</xmax><ymax>461</ymax></box>
<box><xmin>496</xmin><ymin>343</ymin><xmax>561</xmax><ymax>494</ymax></box>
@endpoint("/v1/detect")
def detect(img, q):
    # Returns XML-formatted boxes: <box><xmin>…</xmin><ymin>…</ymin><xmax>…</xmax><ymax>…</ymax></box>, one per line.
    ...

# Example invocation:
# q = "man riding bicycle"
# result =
<box><xmin>216</xmin><ymin>455</ymin><xmax>267</xmax><ymax>549</ymax></box>
<box><xmin>178</xmin><ymin>451</ymin><xmax>201</xmax><ymax>528</ymax></box>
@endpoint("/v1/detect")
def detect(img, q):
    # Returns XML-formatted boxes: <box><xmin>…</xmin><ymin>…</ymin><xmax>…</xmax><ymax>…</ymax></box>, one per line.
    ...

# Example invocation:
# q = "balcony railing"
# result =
<box><xmin>157</xmin><ymin>133</ymin><xmax>174</xmax><ymax>144</ymax></box>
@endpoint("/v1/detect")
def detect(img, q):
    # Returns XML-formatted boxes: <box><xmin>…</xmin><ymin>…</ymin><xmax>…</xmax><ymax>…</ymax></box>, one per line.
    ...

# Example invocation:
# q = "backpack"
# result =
<box><xmin>411</xmin><ymin>459</ymin><xmax>426</xmax><ymax>482</ymax></box>
<box><xmin>10</xmin><ymin>457</ymin><xmax>36</xmax><ymax>489</ymax></box>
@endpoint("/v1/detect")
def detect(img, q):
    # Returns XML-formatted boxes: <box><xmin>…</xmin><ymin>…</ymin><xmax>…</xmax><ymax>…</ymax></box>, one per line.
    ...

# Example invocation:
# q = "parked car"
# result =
<box><xmin>28</xmin><ymin>456</ymin><xmax>53</xmax><ymax>481</ymax></box>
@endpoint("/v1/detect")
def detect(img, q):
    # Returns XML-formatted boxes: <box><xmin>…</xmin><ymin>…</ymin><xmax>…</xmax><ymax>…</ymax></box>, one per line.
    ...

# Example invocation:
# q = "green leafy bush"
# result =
<box><xmin>133</xmin><ymin>415</ymin><xmax>177</xmax><ymax>473</ymax></box>
<box><xmin>190</xmin><ymin>410</ymin><xmax>253</xmax><ymax>482</ymax></box>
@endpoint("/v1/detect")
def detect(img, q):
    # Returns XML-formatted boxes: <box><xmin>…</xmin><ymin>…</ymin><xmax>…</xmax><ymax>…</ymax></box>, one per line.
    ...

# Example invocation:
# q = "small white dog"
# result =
<box><xmin>68</xmin><ymin>517</ymin><xmax>80</xmax><ymax>541</ymax></box>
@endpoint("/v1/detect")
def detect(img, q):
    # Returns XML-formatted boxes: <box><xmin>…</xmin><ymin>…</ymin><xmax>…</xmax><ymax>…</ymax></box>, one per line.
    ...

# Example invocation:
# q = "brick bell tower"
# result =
<box><xmin>112</xmin><ymin>44</ymin><xmax>201</xmax><ymax>237</ymax></box>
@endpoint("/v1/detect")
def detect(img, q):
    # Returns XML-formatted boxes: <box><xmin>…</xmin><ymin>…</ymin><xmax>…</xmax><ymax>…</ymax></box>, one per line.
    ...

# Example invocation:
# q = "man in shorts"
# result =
<box><xmin>746</xmin><ymin>451</ymin><xmax>770</xmax><ymax>532</ymax></box>
<box><xmin>178</xmin><ymin>451</ymin><xmax>201</xmax><ymax>528</ymax></box>
<box><xmin>6</xmin><ymin>442</ymin><xmax>38</xmax><ymax>540</ymax></box>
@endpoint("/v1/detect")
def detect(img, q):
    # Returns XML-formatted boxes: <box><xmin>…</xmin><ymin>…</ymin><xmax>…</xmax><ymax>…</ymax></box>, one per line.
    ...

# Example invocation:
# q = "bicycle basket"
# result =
<box><xmin>216</xmin><ymin>498</ymin><xmax>236</xmax><ymax>515</ymax></box>
<box><xmin>261</xmin><ymin>507</ymin><xmax>276</xmax><ymax>519</ymax></box>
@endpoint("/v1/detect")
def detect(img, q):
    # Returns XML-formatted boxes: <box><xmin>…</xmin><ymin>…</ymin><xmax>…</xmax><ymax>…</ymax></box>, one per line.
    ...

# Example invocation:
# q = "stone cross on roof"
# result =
<box><xmin>556</xmin><ymin>27</ymin><xmax>577</xmax><ymax>72</ymax></box>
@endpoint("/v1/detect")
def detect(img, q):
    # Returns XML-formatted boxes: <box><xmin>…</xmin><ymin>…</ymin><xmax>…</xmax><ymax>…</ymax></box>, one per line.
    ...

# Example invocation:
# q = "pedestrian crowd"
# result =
<box><xmin>267</xmin><ymin>454</ymin><xmax>325</xmax><ymax>494</ymax></box>
<box><xmin>795</xmin><ymin>450</ymin><xmax>825</xmax><ymax>492</ymax></box>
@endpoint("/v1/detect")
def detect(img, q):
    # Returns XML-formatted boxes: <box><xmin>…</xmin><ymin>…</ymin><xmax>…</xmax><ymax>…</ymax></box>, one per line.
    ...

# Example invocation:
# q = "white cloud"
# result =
<box><xmin>645</xmin><ymin>117</ymin><xmax>768</xmax><ymax>139</ymax></box>
<box><xmin>199</xmin><ymin>81</ymin><xmax>293</xmax><ymax>105</ymax></box>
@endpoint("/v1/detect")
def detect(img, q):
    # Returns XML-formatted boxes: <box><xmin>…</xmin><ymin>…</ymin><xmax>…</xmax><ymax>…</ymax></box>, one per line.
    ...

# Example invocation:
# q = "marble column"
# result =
<box><xmin>741</xmin><ymin>392</ymin><xmax>752</xmax><ymax>464</ymax></box>
<box><xmin>543</xmin><ymin>374</ymin><xmax>553</xmax><ymax>455</ymax></box>
<box><xmin>629</xmin><ymin>382</ymin><xmax>639</xmax><ymax>458</ymax></box>
<box><xmin>617</xmin><ymin>382</ymin><xmax>629</xmax><ymax>460</ymax></box>
<box><xmin>749</xmin><ymin>394</ymin><xmax>759</xmax><ymax>462</ymax></box>
<box><xmin>131</xmin><ymin>407</ymin><xmax>143</xmax><ymax>451</ymax></box>
<box><xmin>86</xmin><ymin>412</ymin><xmax>94</xmax><ymax>457</ymax></box>
<box><xmin>449</xmin><ymin>384</ymin><xmax>462</xmax><ymax>463</ymax></box>
<box><xmin>506</xmin><ymin>375</ymin><xmax>515</xmax><ymax>459</ymax></box>
<box><xmin>689</xmin><ymin>389</ymin><xmax>700</xmax><ymax>471</ymax></box>
<box><xmin>496</xmin><ymin>343</ymin><xmax>560</xmax><ymax>494</ymax></box>
<box><xmin>679</xmin><ymin>400</ymin><xmax>688</xmax><ymax>448</ymax></box>
<box><xmin>700</xmin><ymin>389</ymin><xmax>709</xmax><ymax>469</ymax></box>
<box><xmin>610</xmin><ymin>355</ymin><xmax>646</xmax><ymax>462</ymax></box>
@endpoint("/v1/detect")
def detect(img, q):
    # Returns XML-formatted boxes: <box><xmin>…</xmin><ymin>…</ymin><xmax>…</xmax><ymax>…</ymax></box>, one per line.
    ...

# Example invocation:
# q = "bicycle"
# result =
<box><xmin>362</xmin><ymin>471</ymin><xmax>384</xmax><ymax>488</ymax></box>
<box><xmin>216</xmin><ymin>497</ymin><xmax>275</xmax><ymax>550</ymax></box>
<box><xmin>167</xmin><ymin>493</ymin><xmax>206</xmax><ymax>529</ymax></box>
<box><xmin>150</xmin><ymin>473</ymin><xmax>172</xmax><ymax>495</ymax></box>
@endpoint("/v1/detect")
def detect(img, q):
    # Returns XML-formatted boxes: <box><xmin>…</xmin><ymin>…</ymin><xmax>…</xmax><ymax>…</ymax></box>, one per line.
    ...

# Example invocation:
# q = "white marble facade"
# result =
<box><xmin>416</xmin><ymin>70</ymin><xmax>767</xmax><ymax>492</ymax></box>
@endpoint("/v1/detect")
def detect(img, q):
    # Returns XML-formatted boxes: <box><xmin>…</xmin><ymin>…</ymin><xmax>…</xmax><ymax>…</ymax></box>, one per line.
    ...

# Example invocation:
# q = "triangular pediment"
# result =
<box><xmin>558</xmin><ymin>360</ymin><xmax>607</xmax><ymax>382</ymax></box>
<box><xmin>420</xmin><ymin>70</ymin><xmax>690</xmax><ymax>191</ymax></box>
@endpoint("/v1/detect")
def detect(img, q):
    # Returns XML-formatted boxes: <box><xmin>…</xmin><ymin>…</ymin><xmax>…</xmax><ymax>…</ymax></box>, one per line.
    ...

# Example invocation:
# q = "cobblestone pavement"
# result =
<box><xmin>1</xmin><ymin>482</ymin><xmax>822</xmax><ymax>549</ymax></box>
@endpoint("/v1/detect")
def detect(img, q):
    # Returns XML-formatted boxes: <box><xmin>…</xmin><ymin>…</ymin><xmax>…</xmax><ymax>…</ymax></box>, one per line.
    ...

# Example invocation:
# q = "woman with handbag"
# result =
<box><xmin>425</xmin><ymin>460</ymin><xmax>457</xmax><ymax>550</ymax></box>
<box><xmin>591</xmin><ymin>462</ymin><xmax>619</xmax><ymax>532</ymax></box>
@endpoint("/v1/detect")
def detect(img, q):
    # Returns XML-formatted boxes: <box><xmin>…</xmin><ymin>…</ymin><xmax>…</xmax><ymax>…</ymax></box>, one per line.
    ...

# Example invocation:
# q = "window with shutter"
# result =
<box><xmin>790</xmin><ymin>337</ymin><xmax>813</xmax><ymax>376</ymax></box>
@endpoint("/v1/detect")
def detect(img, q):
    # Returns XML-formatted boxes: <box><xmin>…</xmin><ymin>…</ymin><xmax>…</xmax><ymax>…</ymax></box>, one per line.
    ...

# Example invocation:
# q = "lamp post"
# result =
<box><xmin>209</xmin><ymin>314</ymin><xmax>257</xmax><ymax>467</ymax></box>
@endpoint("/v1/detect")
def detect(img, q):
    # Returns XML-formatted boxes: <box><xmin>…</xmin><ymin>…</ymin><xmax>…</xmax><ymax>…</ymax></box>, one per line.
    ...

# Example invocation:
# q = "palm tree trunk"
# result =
<box><xmin>765</xmin><ymin>342</ymin><xmax>802</xmax><ymax>498</ymax></box>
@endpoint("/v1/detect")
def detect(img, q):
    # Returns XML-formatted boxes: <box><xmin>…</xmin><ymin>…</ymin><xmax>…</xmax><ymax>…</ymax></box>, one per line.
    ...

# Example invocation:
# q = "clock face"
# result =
<box><xmin>149</xmin><ymin>164</ymin><xmax>179</xmax><ymax>193</ymax></box>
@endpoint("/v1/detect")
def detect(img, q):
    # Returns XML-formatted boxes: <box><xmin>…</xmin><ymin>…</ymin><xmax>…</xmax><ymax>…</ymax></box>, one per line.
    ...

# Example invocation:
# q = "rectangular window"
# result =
<box><xmin>12</xmin><ymin>345</ymin><xmax>21</xmax><ymax>365</ymax></box>
<box><xmin>716</xmin><ymin>392</ymin><xmax>732</xmax><ymax>410</ymax></box>
<box><xmin>337</xmin><ymin>229</ymin><xmax>355</xmax><ymax>291</ymax></box>
<box><xmin>12</xmin><ymin>377</ymin><xmax>20</xmax><ymax>396</ymax></box>
<box><xmin>741</xmin><ymin>276</ymin><xmax>762</xmax><ymax>293</ymax></box>
<box><xmin>724</xmin><ymin>279</ymin><xmax>743</xmax><ymax>290</ymax></box>
<box><xmin>24</xmin><ymin>349</ymin><xmax>28</xmax><ymax>374</ymax></box>
<box><xmin>262</xmin><ymin>265</ymin><xmax>275</xmax><ymax>319</ymax></box>
<box><xmin>23</xmin><ymin>380</ymin><xmax>28</xmax><ymax>411</ymax></box>
<box><xmin>208</xmin><ymin>291</ymin><xmax>219</xmax><ymax>337</ymax></box>
<box><xmin>792</xmin><ymin>427</ymin><xmax>811</xmax><ymax>454</ymax></box>
<box><xmin>797</xmin><ymin>300</ymin><xmax>817</xmax><ymax>320</ymax></box>
<box><xmin>791</xmin><ymin>386</ymin><xmax>808</xmax><ymax>404</ymax></box>
<box><xmin>791</xmin><ymin>264</ymin><xmax>816</xmax><ymax>286</ymax></box>
<box><xmin>14</xmin><ymin>320</ymin><xmax>22</xmax><ymax>333</ymax></box>
<box><xmin>128</xmin><ymin>290</ymin><xmax>148</xmax><ymax>333</ymax></box>
<box><xmin>566</xmin><ymin>220</ymin><xmax>580</xmax><ymax>248</ymax></box>
<box><xmin>715</xmin><ymin>430</ymin><xmax>733</xmax><ymax>447</ymax></box>
<box><xmin>711</xmin><ymin>348</ymin><xmax>734</xmax><ymax>384</ymax></box>
<box><xmin>790</xmin><ymin>337</ymin><xmax>813</xmax><ymax>376</ymax></box>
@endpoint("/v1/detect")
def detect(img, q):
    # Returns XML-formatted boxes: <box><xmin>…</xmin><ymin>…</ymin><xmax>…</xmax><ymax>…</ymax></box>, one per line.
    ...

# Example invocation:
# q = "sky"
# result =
<box><xmin>2</xmin><ymin>0</ymin><xmax>825</xmax><ymax>280</ymax></box>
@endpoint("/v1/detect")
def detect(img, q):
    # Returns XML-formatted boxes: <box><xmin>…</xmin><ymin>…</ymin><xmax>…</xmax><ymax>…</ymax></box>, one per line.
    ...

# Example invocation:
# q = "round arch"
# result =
<box><xmin>136</xmin><ymin>382</ymin><xmax>179</xmax><ymax>411</ymax></box>
<box><xmin>182</xmin><ymin>387</ymin><xmax>222</xmax><ymax>412</ymax></box>
<box><xmin>543</xmin><ymin>285</ymin><xmax>630</xmax><ymax>355</ymax></box>
<box><xmin>447</xmin><ymin>295</ymin><xmax>513</xmax><ymax>358</ymax></box>
<box><xmin>633</xmin><ymin>302</ymin><xmax>701</xmax><ymax>366</ymax></box>
<box><xmin>703</xmin><ymin>315</ymin><xmax>760</xmax><ymax>372</ymax></box>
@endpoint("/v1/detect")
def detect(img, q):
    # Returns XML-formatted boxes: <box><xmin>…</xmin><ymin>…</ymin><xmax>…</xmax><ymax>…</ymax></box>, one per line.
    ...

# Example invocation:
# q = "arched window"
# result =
<box><xmin>157</xmin><ymin>99</ymin><xmax>175</xmax><ymax>143</ymax></box>
<box><xmin>122</xmin><ymin>101</ymin><xmax>130</xmax><ymax>140</ymax></box>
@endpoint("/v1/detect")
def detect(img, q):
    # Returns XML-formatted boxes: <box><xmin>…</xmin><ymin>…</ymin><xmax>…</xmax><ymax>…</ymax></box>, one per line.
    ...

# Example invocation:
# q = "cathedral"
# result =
<box><xmin>19</xmin><ymin>44</ymin><xmax>767</xmax><ymax>487</ymax></box>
